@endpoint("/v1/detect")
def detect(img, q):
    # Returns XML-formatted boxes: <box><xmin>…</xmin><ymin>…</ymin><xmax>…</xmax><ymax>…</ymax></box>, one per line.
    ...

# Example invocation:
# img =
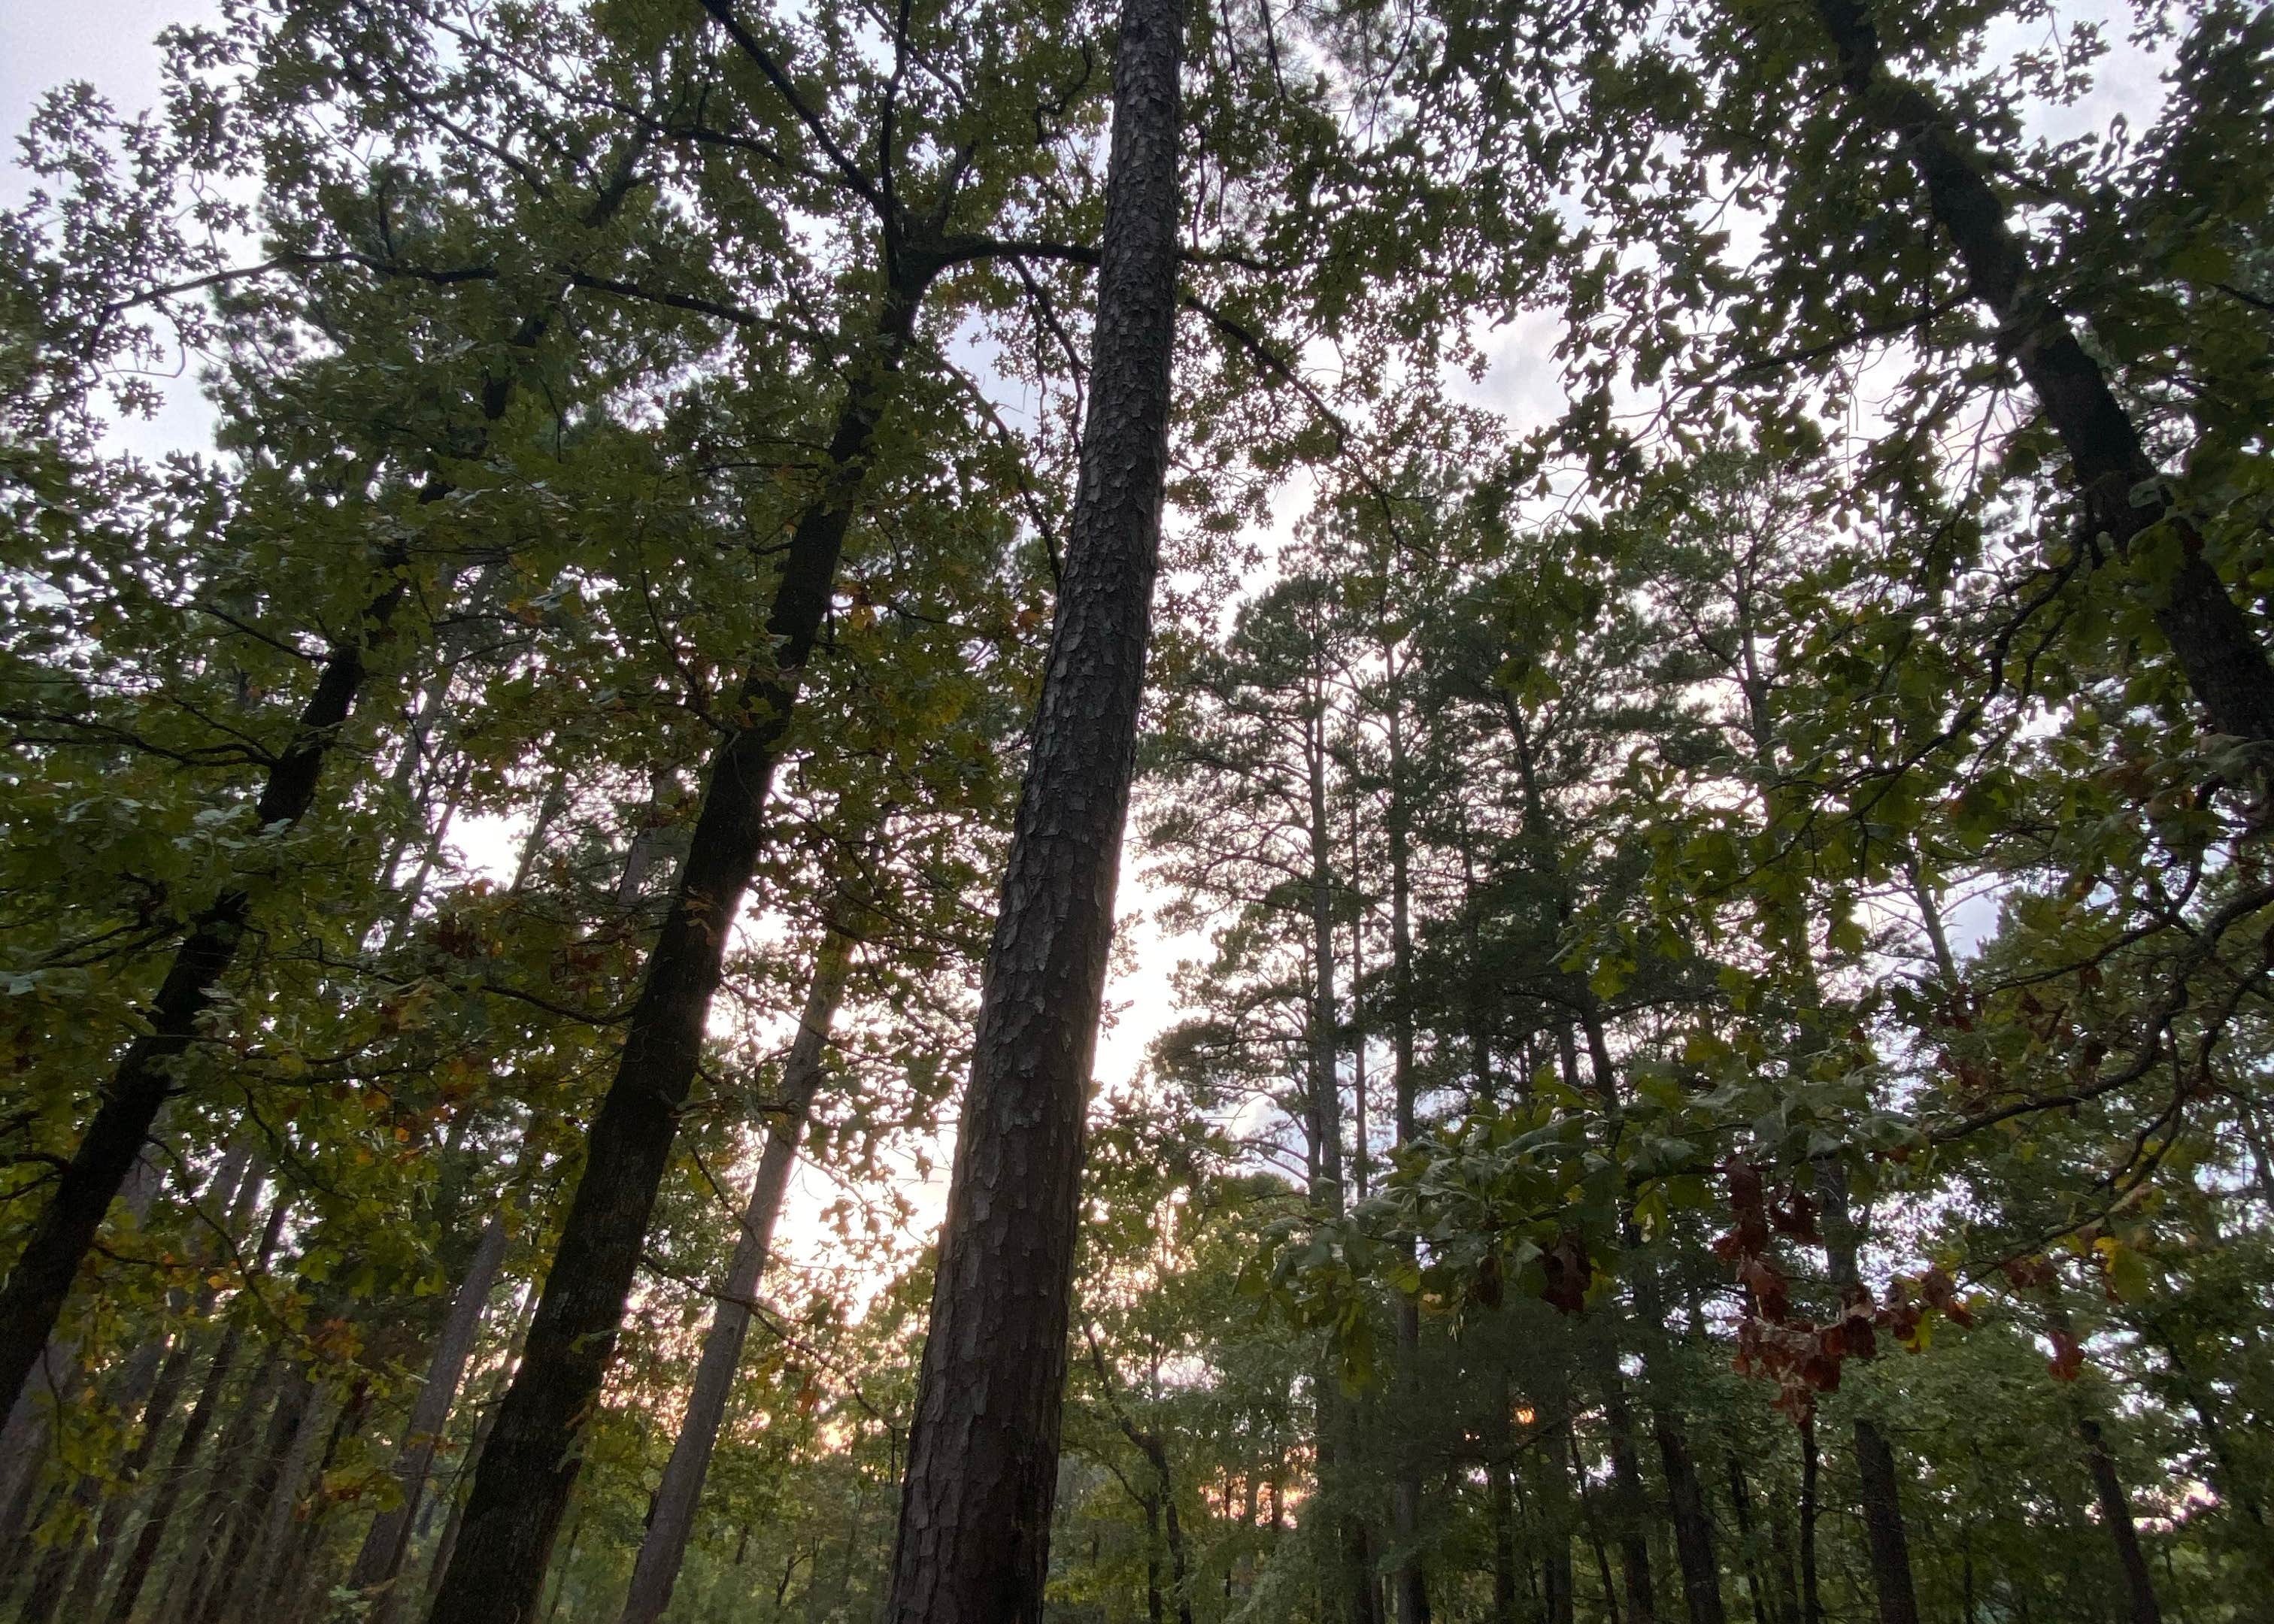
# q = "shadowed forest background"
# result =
<box><xmin>4</xmin><ymin>1</ymin><xmax>2274</xmax><ymax>1622</ymax></box>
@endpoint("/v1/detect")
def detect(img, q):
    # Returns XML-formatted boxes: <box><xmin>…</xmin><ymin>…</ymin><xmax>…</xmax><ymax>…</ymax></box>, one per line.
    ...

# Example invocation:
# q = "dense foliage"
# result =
<box><xmin>3</xmin><ymin>1</ymin><xmax>2272</xmax><ymax>1622</ymax></box>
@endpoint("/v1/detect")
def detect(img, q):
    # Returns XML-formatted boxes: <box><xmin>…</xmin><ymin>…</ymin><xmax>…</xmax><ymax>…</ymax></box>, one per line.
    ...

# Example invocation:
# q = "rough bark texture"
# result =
<box><xmin>615</xmin><ymin>925</ymin><xmax>854</xmax><ymax>1624</ymax></box>
<box><xmin>881</xmin><ymin>0</ymin><xmax>1183</xmax><ymax>1613</ymax></box>
<box><xmin>347</xmin><ymin>1204</ymin><xmax>513</xmax><ymax>1600</ymax></box>
<box><xmin>423</xmin><ymin>270</ymin><xmax>920</xmax><ymax>1624</ymax></box>
<box><xmin>1812</xmin><ymin>0</ymin><xmax>2274</xmax><ymax>743</ymax></box>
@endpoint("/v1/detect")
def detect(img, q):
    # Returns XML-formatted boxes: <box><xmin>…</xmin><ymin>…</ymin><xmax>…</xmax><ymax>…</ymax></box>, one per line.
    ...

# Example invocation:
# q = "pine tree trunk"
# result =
<box><xmin>615</xmin><ymin>923</ymin><xmax>855</xmax><ymax>1624</ymax></box>
<box><xmin>1304</xmin><ymin>696</ymin><xmax>1376</xmax><ymax>1624</ymax></box>
<box><xmin>347</xmin><ymin>1206</ymin><xmax>514</xmax><ymax>1601</ymax></box>
<box><xmin>880</xmin><ymin>0</ymin><xmax>1184</xmax><ymax>1613</ymax></box>
<box><xmin>423</xmin><ymin>256</ymin><xmax>927</xmax><ymax>1624</ymax></box>
<box><xmin>1809</xmin><ymin>0</ymin><xmax>2274</xmax><ymax>742</ymax></box>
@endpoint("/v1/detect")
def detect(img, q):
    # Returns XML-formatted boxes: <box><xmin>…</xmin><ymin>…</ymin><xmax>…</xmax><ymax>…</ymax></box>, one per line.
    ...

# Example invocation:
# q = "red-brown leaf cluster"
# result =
<box><xmin>1714</xmin><ymin>1160</ymin><xmax>1969</xmax><ymax>1420</ymax></box>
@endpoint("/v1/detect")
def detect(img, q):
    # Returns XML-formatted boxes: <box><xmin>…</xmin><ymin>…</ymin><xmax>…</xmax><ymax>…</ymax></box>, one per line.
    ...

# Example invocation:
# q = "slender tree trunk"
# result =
<box><xmin>1650</xmin><ymin>1410</ymin><xmax>1726</xmax><ymax>1624</ymax></box>
<box><xmin>882</xmin><ymin>1</ymin><xmax>1183</xmax><ymax>1610</ymax></box>
<box><xmin>1814</xmin><ymin>1158</ymin><xmax>1921</xmax><ymax>1624</ymax></box>
<box><xmin>1528</xmin><ymin>1368</ymin><xmax>1578</xmax><ymax>1624</ymax></box>
<box><xmin>178</xmin><ymin>1362</ymin><xmax>317</xmax><ymax>1624</ymax></box>
<box><xmin>1766</xmin><ymin>1489</ymin><xmax>1800</xmax><ymax>1624</ymax></box>
<box><xmin>424</xmin><ymin>250</ymin><xmax>929</xmax><ymax>1624</ymax></box>
<box><xmin>1572</xmin><ymin>1432</ymin><xmax>1623</xmax><ymax>1624</ymax></box>
<box><xmin>0</xmin><ymin>1146</ymin><xmax>182</xmax><ymax>1548</ymax></box>
<box><xmin>102</xmin><ymin>1194</ymin><xmax>290</xmax><ymax>1624</ymax></box>
<box><xmin>2076</xmin><ymin>1414</ymin><xmax>2163</xmax><ymax>1624</ymax></box>
<box><xmin>1798</xmin><ymin>1418</ymin><xmax>1821</xmax><ymax>1624</ymax></box>
<box><xmin>1809</xmin><ymin>0</ymin><xmax>2274</xmax><ymax>742</ymax></box>
<box><xmin>1482</xmin><ymin>1377</ymin><xmax>1522</xmax><ymax>1624</ymax></box>
<box><xmin>416</xmin><ymin>1289</ymin><xmax>538</xmax><ymax>1613</ymax></box>
<box><xmin>14</xmin><ymin>1329</ymin><xmax>174</xmax><ymax>1616</ymax></box>
<box><xmin>347</xmin><ymin>1205</ymin><xmax>514</xmax><ymax>1601</ymax></box>
<box><xmin>53</xmin><ymin>1150</ymin><xmax>258</xmax><ymax>1616</ymax></box>
<box><xmin>1596</xmin><ymin>1364</ymin><xmax>1659</xmax><ymax>1624</ymax></box>
<box><xmin>221</xmin><ymin>1377</ymin><xmax>342</xmax><ymax>1622</ymax></box>
<box><xmin>277</xmin><ymin>1386</ymin><xmax>371</xmax><ymax>1622</ymax></box>
<box><xmin>1303</xmin><ymin>697</ymin><xmax>1375</xmax><ymax>1624</ymax></box>
<box><xmin>1142</xmin><ymin>1493</ymin><xmax>1166</xmax><ymax>1624</ymax></box>
<box><xmin>1725</xmin><ymin>1453</ymin><xmax>1774</xmax><ymax>1624</ymax></box>
<box><xmin>616</xmin><ymin>922</ymin><xmax>855</xmax><ymax>1624</ymax></box>
<box><xmin>1349</xmin><ymin>795</ymin><xmax>1370</xmax><ymax>1199</ymax></box>
<box><xmin>1384</xmin><ymin>678</ymin><xmax>1432</xmax><ymax>1624</ymax></box>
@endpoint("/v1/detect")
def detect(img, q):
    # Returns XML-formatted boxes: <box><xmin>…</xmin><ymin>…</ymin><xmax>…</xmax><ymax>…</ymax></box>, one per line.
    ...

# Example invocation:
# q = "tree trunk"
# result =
<box><xmin>50</xmin><ymin>1150</ymin><xmax>257</xmax><ymax>1616</ymax></box>
<box><xmin>1814</xmin><ymin>1158</ymin><xmax>1921</xmax><ymax>1624</ymax></box>
<box><xmin>216</xmin><ymin>1377</ymin><xmax>341</xmax><ymax>1622</ymax></box>
<box><xmin>0</xmin><ymin>572</ymin><xmax>411</xmax><ymax>1428</ymax></box>
<box><xmin>347</xmin><ymin>1204</ymin><xmax>514</xmax><ymax>1602</ymax></box>
<box><xmin>1724</xmin><ymin>1452</ymin><xmax>1775</xmax><ymax>1624</ymax></box>
<box><xmin>1143</xmin><ymin>1493</ymin><xmax>1166</xmax><ymax>1624</ymax></box>
<box><xmin>1798</xmin><ymin>1418</ymin><xmax>1821</xmax><ymax>1624</ymax></box>
<box><xmin>423</xmin><ymin>252</ymin><xmax>929</xmax><ymax>1624</ymax></box>
<box><xmin>416</xmin><ymin>1288</ymin><xmax>538</xmax><ymax>1615</ymax></box>
<box><xmin>1481</xmin><ymin>1377</ymin><xmax>1524</xmax><ymax>1624</ymax></box>
<box><xmin>0</xmin><ymin>1143</ymin><xmax>187</xmax><ymax>1550</ymax></box>
<box><xmin>2077</xmin><ymin>1414</ymin><xmax>2163</xmax><ymax>1624</ymax></box>
<box><xmin>13</xmin><ymin>1329</ymin><xmax>174</xmax><ymax>1618</ymax></box>
<box><xmin>168</xmin><ymin>1356</ymin><xmax>309</xmax><ymax>1624</ymax></box>
<box><xmin>615</xmin><ymin>922</ymin><xmax>856</xmax><ymax>1624</ymax></box>
<box><xmin>1305</xmin><ymin>693</ymin><xmax>1375</xmax><ymax>1624</ymax></box>
<box><xmin>881</xmin><ymin>0</ymin><xmax>1183</xmax><ymax>1611</ymax></box>
<box><xmin>1384</xmin><ymin>677</ymin><xmax>1431</xmax><ymax>1624</ymax></box>
<box><xmin>1651</xmin><ymin>1411</ymin><xmax>1726</xmax><ymax>1624</ymax></box>
<box><xmin>1571</xmin><ymin>1432</ymin><xmax>1623</xmax><ymax>1624</ymax></box>
<box><xmin>1596</xmin><ymin>1362</ymin><xmax>1659</xmax><ymax>1624</ymax></box>
<box><xmin>102</xmin><ymin>1193</ymin><xmax>290</xmax><ymax>1624</ymax></box>
<box><xmin>1809</xmin><ymin>0</ymin><xmax>2274</xmax><ymax>743</ymax></box>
